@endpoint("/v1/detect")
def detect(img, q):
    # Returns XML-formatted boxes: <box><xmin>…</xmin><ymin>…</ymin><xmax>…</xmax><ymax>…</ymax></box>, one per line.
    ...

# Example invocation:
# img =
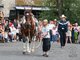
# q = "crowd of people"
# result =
<box><xmin>38</xmin><ymin>15</ymin><xmax>80</xmax><ymax>44</ymax></box>
<box><xmin>0</xmin><ymin>14</ymin><xmax>80</xmax><ymax>57</ymax></box>
<box><xmin>0</xmin><ymin>19</ymin><xmax>20</xmax><ymax>42</ymax></box>
<box><xmin>39</xmin><ymin>15</ymin><xmax>80</xmax><ymax>57</ymax></box>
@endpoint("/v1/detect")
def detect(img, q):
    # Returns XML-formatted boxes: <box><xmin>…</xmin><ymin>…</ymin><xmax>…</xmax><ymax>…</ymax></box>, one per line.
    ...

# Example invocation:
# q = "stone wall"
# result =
<box><xmin>0</xmin><ymin>0</ymin><xmax>3</xmax><ymax>11</ymax></box>
<box><xmin>1</xmin><ymin>0</ymin><xmax>15</xmax><ymax>17</ymax></box>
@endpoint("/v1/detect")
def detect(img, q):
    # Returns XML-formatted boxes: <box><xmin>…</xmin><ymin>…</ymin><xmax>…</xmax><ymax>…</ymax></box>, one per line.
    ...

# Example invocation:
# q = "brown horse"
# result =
<box><xmin>20</xmin><ymin>10</ymin><xmax>36</xmax><ymax>54</ymax></box>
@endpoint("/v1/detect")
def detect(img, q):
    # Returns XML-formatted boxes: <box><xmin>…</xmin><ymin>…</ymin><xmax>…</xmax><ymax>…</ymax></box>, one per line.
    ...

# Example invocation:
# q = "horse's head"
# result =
<box><xmin>20</xmin><ymin>10</ymin><xmax>36</xmax><ymax>37</ymax></box>
<box><xmin>24</xmin><ymin>10</ymin><xmax>32</xmax><ymax>18</ymax></box>
<box><xmin>24</xmin><ymin>10</ymin><xmax>34</xmax><ymax>25</ymax></box>
<box><xmin>20</xmin><ymin>10</ymin><xmax>35</xmax><ymax>30</ymax></box>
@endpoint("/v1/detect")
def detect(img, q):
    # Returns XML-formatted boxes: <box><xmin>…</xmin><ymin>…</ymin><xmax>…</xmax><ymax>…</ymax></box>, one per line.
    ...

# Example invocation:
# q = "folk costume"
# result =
<box><xmin>58</xmin><ymin>15</ymin><xmax>68</xmax><ymax>48</ymax></box>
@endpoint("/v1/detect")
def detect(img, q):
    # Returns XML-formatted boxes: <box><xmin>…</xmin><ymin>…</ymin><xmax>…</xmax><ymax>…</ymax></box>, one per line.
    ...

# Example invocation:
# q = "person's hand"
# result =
<box><xmin>66</xmin><ymin>32</ymin><xmax>68</xmax><ymax>35</ymax></box>
<box><xmin>41</xmin><ymin>34</ymin><xmax>44</xmax><ymax>38</ymax></box>
<box><xmin>78</xmin><ymin>28</ymin><xmax>80</xmax><ymax>32</ymax></box>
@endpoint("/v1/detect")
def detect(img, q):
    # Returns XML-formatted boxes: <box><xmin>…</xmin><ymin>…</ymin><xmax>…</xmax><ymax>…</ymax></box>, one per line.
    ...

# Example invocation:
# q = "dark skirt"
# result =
<box><xmin>42</xmin><ymin>38</ymin><xmax>51</xmax><ymax>52</ymax></box>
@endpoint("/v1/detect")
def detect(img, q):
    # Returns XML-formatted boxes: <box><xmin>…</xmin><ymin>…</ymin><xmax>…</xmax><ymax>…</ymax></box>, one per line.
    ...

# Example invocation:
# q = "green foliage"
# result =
<box><xmin>62</xmin><ymin>0</ymin><xmax>80</xmax><ymax>24</ymax></box>
<box><xmin>39</xmin><ymin>0</ymin><xmax>58</xmax><ymax>21</ymax></box>
<box><xmin>39</xmin><ymin>10</ymin><xmax>58</xmax><ymax>21</ymax></box>
<box><xmin>39</xmin><ymin>0</ymin><xmax>80</xmax><ymax>25</ymax></box>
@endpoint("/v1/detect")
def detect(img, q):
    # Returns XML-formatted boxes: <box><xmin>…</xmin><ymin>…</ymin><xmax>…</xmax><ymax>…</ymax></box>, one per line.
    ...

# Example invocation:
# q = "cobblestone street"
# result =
<box><xmin>0</xmin><ymin>42</ymin><xmax>80</xmax><ymax>60</ymax></box>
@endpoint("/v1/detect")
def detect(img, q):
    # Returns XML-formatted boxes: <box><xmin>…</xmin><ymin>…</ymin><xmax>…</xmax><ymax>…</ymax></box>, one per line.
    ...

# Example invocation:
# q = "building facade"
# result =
<box><xmin>0</xmin><ymin>0</ymin><xmax>48</xmax><ymax>20</ymax></box>
<box><xmin>0</xmin><ymin>0</ymin><xmax>15</xmax><ymax>17</ymax></box>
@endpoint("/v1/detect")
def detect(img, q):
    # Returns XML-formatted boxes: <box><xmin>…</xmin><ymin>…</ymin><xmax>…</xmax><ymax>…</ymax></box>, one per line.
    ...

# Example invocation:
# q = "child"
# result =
<box><xmin>41</xmin><ymin>19</ymin><xmax>51</xmax><ymax>57</ymax></box>
<box><xmin>66</xmin><ymin>23</ymin><xmax>72</xmax><ymax>44</ymax></box>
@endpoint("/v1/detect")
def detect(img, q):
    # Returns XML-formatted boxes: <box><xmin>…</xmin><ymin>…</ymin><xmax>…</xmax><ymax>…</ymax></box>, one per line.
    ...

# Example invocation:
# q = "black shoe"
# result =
<box><xmin>43</xmin><ymin>54</ymin><xmax>49</xmax><ymax>57</ymax></box>
<box><xmin>23</xmin><ymin>52</ymin><xmax>26</xmax><ymax>55</ymax></box>
<box><xmin>61</xmin><ymin>46</ymin><xmax>64</xmax><ymax>48</ymax></box>
<box><xmin>42</xmin><ymin>54</ymin><xmax>46</xmax><ymax>56</ymax></box>
<box><xmin>45</xmin><ymin>54</ymin><xmax>49</xmax><ymax>57</ymax></box>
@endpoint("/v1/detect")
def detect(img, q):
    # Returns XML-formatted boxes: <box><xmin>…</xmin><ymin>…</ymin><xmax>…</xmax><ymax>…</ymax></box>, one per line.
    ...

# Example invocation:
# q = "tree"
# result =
<box><xmin>39</xmin><ymin>0</ymin><xmax>80</xmax><ymax>25</ymax></box>
<box><xmin>62</xmin><ymin>0</ymin><xmax>80</xmax><ymax>24</ymax></box>
<box><xmin>56</xmin><ymin>0</ymin><xmax>63</xmax><ymax>17</ymax></box>
<box><xmin>39</xmin><ymin>0</ymin><xmax>58</xmax><ymax>20</ymax></box>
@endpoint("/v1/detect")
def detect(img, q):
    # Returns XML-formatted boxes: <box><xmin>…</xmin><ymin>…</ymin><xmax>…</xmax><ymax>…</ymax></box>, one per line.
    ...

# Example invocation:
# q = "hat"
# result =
<box><xmin>72</xmin><ymin>24</ymin><xmax>75</xmax><ymax>26</ymax></box>
<box><xmin>60</xmin><ymin>14</ymin><xmax>67</xmax><ymax>18</ymax></box>
<box><xmin>43</xmin><ymin>19</ymin><xmax>48</xmax><ymax>23</ymax></box>
<box><xmin>54</xmin><ymin>19</ymin><xmax>57</xmax><ymax>21</ymax></box>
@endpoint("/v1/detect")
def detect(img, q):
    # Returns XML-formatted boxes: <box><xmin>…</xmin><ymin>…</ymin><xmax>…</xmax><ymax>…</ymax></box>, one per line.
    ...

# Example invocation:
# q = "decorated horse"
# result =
<box><xmin>20</xmin><ymin>10</ymin><xmax>40</xmax><ymax>54</ymax></box>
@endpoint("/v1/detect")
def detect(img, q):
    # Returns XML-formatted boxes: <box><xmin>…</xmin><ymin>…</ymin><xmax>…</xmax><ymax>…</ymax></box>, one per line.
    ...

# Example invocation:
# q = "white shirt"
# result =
<box><xmin>74</xmin><ymin>26</ymin><xmax>79</xmax><ymax>32</ymax></box>
<box><xmin>52</xmin><ymin>28</ymin><xmax>58</xmax><ymax>35</ymax></box>
<box><xmin>42</xmin><ymin>25</ymin><xmax>50</xmax><ymax>38</ymax></box>
<box><xmin>48</xmin><ymin>24</ymin><xmax>55</xmax><ymax>30</ymax></box>
<box><xmin>9</xmin><ymin>26</ymin><xmax>17</xmax><ymax>35</ymax></box>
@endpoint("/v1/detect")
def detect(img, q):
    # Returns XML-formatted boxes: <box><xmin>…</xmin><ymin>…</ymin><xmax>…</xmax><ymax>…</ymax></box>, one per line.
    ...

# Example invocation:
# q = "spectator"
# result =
<box><xmin>37</xmin><ymin>21</ymin><xmax>43</xmax><ymax>41</ymax></box>
<box><xmin>52</xmin><ymin>26</ymin><xmax>58</xmax><ymax>42</ymax></box>
<box><xmin>48</xmin><ymin>21</ymin><xmax>55</xmax><ymax>42</ymax></box>
<box><xmin>53</xmin><ymin>19</ymin><xmax>58</xmax><ymax>26</ymax></box>
<box><xmin>74</xmin><ymin>23</ymin><xmax>79</xmax><ymax>43</ymax></box>
<box><xmin>9</xmin><ymin>23</ymin><xmax>17</xmax><ymax>42</ymax></box>
<box><xmin>72</xmin><ymin>24</ymin><xmax>75</xmax><ymax>43</ymax></box>
<box><xmin>13</xmin><ymin>19</ymin><xmax>18</xmax><ymax>29</ymax></box>
<box><xmin>78</xmin><ymin>26</ymin><xmax>80</xmax><ymax>43</ymax></box>
<box><xmin>66</xmin><ymin>22</ymin><xmax>72</xmax><ymax>44</ymax></box>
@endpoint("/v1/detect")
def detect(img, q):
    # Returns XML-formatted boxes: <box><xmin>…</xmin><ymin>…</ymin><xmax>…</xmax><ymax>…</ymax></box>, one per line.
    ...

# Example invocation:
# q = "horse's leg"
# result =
<box><xmin>31</xmin><ymin>36</ymin><xmax>36</xmax><ymax>52</ymax></box>
<box><xmin>22</xmin><ymin>36</ymin><xmax>27</xmax><ymax>54</ymax></box>
<box><xmin>26</xmin><ymin>37</ymin><xmax>31</xmax><ymax>53</ymax></box>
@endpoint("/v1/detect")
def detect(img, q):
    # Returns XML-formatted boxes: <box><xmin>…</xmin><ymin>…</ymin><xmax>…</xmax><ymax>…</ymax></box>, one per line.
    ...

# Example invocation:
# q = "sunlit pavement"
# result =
<box><xmin>0</xmin><ymin>42</ymin><xmax>80</xmax><ymax>60</ymax></box>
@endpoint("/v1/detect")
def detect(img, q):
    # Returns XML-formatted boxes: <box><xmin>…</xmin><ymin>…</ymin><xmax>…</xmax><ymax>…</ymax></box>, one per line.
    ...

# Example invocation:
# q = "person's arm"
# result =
<box><xmin>77</xmin><ymin>27</ymin><xmax>80</xmax><ymax>32</ymax></box>
<box><xmin>58</xmin><ymin>24</ymin><xmax>61</xmax><ymax>33</ymax></box>
<box><xmin>1</xmin><ymin>28</ymin><xmax>4</xmax><ymax>36</ymax></box>
<box><xmin>78</xmin><ymin>28</ymin><xmax>80</xmax><ymax>32</ymax></box>
<box><xmin>70</xmin><ymin>26</ymin><xmax>72</xmax><ymax>31</ymax></box>
<box><xmin>66</xmin><ymin>24</ymin><xmax>68</xmax><ymax>32</ymax></box>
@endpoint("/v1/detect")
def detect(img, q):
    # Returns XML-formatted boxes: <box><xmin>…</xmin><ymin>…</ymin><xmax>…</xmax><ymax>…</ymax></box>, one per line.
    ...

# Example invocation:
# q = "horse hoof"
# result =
<box><xmin>23</xmin><ymin>52</ymin><xmax>26</xmax><ymax>55</ymax></box>
<box><xmin>29</xmin><ymin>41</ymin><xmax>31</xmax><ymax>43</ymax></box>
<box><xmin>31</xmin><ymin>49</ymin><xmax>35</xmax><ymax>52</ymax></box>
<box><xmin>27</xmin><ymin>50</ymin><xmax>31</xmax><ymax>53</ymax></box>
